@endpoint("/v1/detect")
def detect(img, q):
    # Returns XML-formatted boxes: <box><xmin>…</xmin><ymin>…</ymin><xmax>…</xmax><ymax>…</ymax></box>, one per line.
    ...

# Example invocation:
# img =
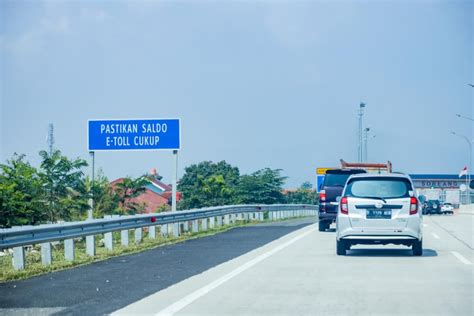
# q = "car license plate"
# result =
<box><xmin>366</xmin><ymin>209</ymin><xmax>392</xmax><ymax>219</ymax></box>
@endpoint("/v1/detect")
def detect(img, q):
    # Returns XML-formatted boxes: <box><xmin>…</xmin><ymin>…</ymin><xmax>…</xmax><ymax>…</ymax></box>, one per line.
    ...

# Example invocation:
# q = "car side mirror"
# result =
<box><xmin>336</xmin><ymin>196</ymin><xmax>341</xmax><ymax>202</ymax></box>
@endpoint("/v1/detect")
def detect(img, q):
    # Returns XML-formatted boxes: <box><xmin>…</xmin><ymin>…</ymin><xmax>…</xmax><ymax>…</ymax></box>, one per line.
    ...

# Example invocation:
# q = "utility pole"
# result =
<box><xmin>364</xmin><ymin>127</ymin><xmax>370</xmax><ymax>162</ymax></box>
<box><xmin>358</xmin><ymin>103</ymin><xmax>366</xmax><ymax>162</ymax></box>
<box><xmin>47</xmin><ymin>124</ymin><xmax>54</xmax><ymax>155</ymax></box>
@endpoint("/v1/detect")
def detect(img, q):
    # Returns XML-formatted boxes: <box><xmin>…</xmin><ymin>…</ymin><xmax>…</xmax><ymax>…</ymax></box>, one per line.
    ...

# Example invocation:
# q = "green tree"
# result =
<box><xmin>285</xmin><ymin>182</ymin><xmax>318</xmax><ymax>204</ymax></box>
<box><xmin>113</xmin><ymin>176</ymin><xmax>147</xmax><ymax>215</ymax></box>
<box><xmin>85</xmin><ymin>170</ymin><xmax>119</xmax><ymax>218</ymax></box>
<box><xmin>236</xmin><ymin>168</ymin><xmax>287</xmax><ymax>204</ymax></box>
<box><xmin>178</xmin><ymin>161</ymin><xmax>240</xmax><ymax>209</ymax></box>
<box><xmin>39</xmin><ymin>150</ymin><xmax>89</xmax><ymax>222</ymax></box>
<box><xmin>0</xmin><ymin>154</ymin><xmax>47</xmax><ymax>227</ymax></box>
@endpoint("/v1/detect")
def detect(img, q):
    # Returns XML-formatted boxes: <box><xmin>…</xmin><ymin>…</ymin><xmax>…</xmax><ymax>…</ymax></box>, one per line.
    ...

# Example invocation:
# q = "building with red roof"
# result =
<box><xmin>110</xmin><ymin>170</ymin><xmax>180</xmax><ymax>214</ymax></box>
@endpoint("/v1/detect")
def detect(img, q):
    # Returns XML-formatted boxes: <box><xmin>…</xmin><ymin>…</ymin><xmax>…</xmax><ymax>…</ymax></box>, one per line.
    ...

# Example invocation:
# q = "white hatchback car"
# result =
<box><xmin>441</xmin><ymin>202</ymin><xmax>454</xmax><ymax>215</ymax></box>
<box><xmin>336</xmin><ymin>173</ymin><xmax>423</xmax><ymax>256</ymax></box>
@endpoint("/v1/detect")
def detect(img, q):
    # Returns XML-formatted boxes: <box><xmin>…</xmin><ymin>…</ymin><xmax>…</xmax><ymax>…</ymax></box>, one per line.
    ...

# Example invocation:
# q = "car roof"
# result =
<box><xmin>348</xmin><ymin>173</ymin><xmax>411</xmax><ymax>180</ymax></box>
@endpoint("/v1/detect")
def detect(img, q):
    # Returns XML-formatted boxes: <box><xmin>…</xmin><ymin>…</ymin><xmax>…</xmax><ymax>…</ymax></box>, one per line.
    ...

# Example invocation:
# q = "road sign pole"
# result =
<box><xmin>172</xmin><ymin>150</ymin><xmax>178</xmax><ymax>212</ymax></box>
<box><xmin>88</xmin><ymin>151</ymin><xmax>95</xmax><ymax>220</ymax></box>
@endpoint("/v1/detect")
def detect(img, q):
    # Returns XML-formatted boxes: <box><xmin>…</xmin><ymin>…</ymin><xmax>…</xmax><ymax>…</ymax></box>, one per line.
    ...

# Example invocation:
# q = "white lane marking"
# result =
<box><xmin>155</xmin><ymin>228</ymin><xmax>314</xmax><ymax>316</ymax></box>
<box><xmin>423</xmin><ymin>224</ymin><xmax>428</xmax><ymax>228</ymax></box>
<box><xmin>451</xmin><ymin>251</ymin><xmax>473</xmax><ymax>265</ymax></box>
<box><xmin>431</xmin><ymin>233</ymin><xmax>440</xmax><ymax>240</ymax></box>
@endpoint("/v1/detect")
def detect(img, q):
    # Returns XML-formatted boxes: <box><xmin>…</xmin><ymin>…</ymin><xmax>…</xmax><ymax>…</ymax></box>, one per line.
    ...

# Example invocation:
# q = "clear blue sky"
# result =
<box><xmin>1</xmin><ymin>0</ymin><xmax>473</xmax><ymax>187</ymax></box>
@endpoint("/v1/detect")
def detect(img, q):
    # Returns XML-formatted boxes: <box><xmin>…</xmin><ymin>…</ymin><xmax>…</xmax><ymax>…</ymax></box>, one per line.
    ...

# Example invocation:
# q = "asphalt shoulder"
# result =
<box><xmin>0</xmin><ymin>218</ymin><xmax>315</xmax><ymax>316</ymax></box>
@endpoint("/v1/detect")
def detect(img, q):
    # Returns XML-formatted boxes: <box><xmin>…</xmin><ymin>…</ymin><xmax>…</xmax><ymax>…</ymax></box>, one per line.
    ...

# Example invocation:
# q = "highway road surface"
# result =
<box><xmin>1</xmin><ymin>215</ymin><xmax>473</xmax><ymax>315</ymax></box>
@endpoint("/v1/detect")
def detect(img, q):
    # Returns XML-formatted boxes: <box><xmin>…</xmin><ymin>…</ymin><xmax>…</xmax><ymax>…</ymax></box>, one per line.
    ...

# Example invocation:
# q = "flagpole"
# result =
<box><xmin>452</xmin><ymin>132</ymin><xmax>472</xmax><ymax>204</ymax></box>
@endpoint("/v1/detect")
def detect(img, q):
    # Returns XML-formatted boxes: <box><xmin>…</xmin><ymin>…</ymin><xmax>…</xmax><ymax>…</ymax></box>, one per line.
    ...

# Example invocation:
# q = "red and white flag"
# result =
<box><xmin>459</xmin><ymin>166</ymin><xmax>468</xmax><ymax>178</ymax></box>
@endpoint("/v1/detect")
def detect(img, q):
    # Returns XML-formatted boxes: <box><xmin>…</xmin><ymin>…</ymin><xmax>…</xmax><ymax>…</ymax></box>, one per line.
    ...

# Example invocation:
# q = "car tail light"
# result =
<box><xmin>319</xmin><ymin>190</ymin><xmax>326</xmax><ymax>202</ymax></box>
<box><xmin>340</xmin><ymin>197</ymin><xmax>348</xmax><ymax>214</ymax></box>
<box><xmin>410</xmin><ymin>197</ymin><xmax>418</xmax><ymax>215</ymax></box>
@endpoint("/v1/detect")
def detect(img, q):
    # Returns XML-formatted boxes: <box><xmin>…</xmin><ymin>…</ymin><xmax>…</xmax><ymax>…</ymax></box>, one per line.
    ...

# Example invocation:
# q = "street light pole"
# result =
<box><xmin>455</xmin><ymin>114</ymin><xmax>474</xmax><ymax>122</ymax></box>
<box><xmin>358</xmin><ymin>103</ymin><xmax>366</xmax><ymax>162</ymax></box>
<box><xmin>451</xmin><ymin>132</ymin><xmax>472</xmax><ymax>203</ymax></box>
<box><xmin>364</xmin><ymin>127</ymin><xmax>370</xmax><ymax>162</ymax></box>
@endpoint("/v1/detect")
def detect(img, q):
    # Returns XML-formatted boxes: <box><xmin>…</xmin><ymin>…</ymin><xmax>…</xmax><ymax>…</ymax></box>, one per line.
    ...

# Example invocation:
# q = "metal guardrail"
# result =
<box><xmin>0</xmin><ymin>204</ymin><xmax>317</xmax><ymax>270</ymax></box>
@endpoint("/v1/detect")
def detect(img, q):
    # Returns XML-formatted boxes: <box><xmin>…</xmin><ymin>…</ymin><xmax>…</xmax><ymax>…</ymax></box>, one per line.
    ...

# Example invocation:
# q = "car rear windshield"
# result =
<box><xmin>323</xmin><ymin>170</ymin><xmax>366</xmax><ymax>187</ymax></box>
<box><xmin>345</xmin><ymin>177</ymin><xmax>412</xmax><ymax>199</ymax></box>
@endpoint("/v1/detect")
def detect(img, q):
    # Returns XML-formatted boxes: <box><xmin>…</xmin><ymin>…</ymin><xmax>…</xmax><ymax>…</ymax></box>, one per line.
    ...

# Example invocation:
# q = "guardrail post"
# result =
<box><xmin>172</xmin><ymin>223</ymin><xmax>180</xmax><ymax>237</ymax></box>
<box><xmin>149</xmin><ymin>225</ymin><xmax>156</xmax><ymax>239</ymax></box>
<box><xmin>201</xmin><ymin>218</ymin><xmax>208</xmax><ymax>231</ymax></box>
<box><xmin>86</xmin><ymin>235</ymin><xmax>95</xmax><ymax>256</ymax></box>
<box><xmin>259</xmin><ymin>212</ymin><xmax>264</xmax><ymax>221</ymax></box>
<box><xmin>217</xmin><ymin>216</ymin><xmax>223</xmax><ymax>227</ymax></box>
<box><xmin>121</xmin><ymin>230</ymin><xmax>129</xmax><ymax>247</ymax></box>
<box><xmin>209</xmin><ymin>217</ymin><xmax>215</xmax><ymax>228</ymax></box>
<box><xmin>135</xmin><ymin>228</ymin><xmax>142</xmax><ymax>243</ymax></box>
<box><xmin>160</xmin><ymin>224</ymin><xmax>168</xmax><ymax>237</ymax></box>
<box><xmin>41</xmin><ymin>242</ymin><xmax>52</xmax><ymax>266</ymax></box>
<box><xmin>192</xmin><ymin>220</ymin><xmax>199</xmax><ymax>233</ymax></box>
<box><xmin>13</xmin><ymin>247</ymin><xmax>25</xmax><ymax>270</ymax></box>
<box><xmin>64</xmin><ymin>239</ymin><xmax>75</xmax><ymax>261</ymax></box>
<box><xmin>224</xmin><ymin>214</ymin><xmax>230</xmax><ymax>225</ymax></box>
<box><xmin>104</xmin><ymin>232</ymin><xmax>113</xmax><ymax>250</ymax></box>
<box><xmin>183</xmin><ymin>221</ymin><xmax>189</xmax><ymax>232</ymax></box>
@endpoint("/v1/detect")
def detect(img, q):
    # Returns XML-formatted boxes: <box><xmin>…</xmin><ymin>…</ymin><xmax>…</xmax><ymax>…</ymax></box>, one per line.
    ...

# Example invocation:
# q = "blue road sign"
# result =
<box><xmin>317</xmin><ymin>175</ymin><xmax>325</xmax><ymax>192</ymax></box>
<box><xmin>88</xmin><ymin>119</ymin><xmax>180</xmax><ymax>151</ymax></box>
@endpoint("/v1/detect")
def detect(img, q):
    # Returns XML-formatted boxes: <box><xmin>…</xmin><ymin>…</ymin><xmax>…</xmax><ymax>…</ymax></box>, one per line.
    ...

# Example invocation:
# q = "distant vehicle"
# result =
<box><xmin>425</xmin><ymin>200</ymin><xmax>441</xmax><ymax>215</ymax></box>
<box><xmin>318</xmin><ymin>169</ymin><xmax>366</xmax><ymax>231</ymax></box>
<box><xmin>336</xmin><ymin>173</ymin><xmax>423</xmax><ymax>256</ymax></box>
<box><xmin>441</xmin><ymin>202</ymin><xmax>454</xmax><ymax>215</ymax></box>
<box><xmin>422</xmin><ymin>202</ymin><xmax>429</xmax><ymax>215</ymax></box>
<box><xmin>318</xmin><ymin>159</ymin><xmax>393</xmax><ymax>232</ymax></box>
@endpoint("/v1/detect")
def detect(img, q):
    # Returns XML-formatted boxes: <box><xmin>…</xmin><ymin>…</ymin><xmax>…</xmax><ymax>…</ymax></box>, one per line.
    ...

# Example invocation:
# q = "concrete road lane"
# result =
<box><xmin>115</xmin><ymin>215</ymin><xmax>473</xmax><ymax>316</ymax></box>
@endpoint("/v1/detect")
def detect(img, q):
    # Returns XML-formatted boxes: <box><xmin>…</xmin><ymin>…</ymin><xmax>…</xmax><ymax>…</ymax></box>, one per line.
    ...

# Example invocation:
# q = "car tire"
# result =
<box><xmin>337</xmin><ymin>239</ymin><xmax>347</xmax><ymax>256</ymax></box>
<box><xmin>412</xmin><ymin>239</ymin><xmax>423</xmax><ymax>256</ymax></box>
<box><xmin>318</xmin><ymin>221</ymin><xmax>328</xmax><ymax>232</ymax></box>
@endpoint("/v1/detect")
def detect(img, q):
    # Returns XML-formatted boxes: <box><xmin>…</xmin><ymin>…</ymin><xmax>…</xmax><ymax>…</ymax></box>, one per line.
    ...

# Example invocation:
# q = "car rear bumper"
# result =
<box><xmin>338</xmin><ymin>235</ymin><xmax>418</xmax><ymax>246</ymax></box>
<box><xmin>319</xmin><ymin>203</ymin><xmax>338</xmax><ymax>222</ymax></box>
<box><xmin>336</xmin><ymin>216</ymin><xmax>422</xmax><ymax>241</ymax></box>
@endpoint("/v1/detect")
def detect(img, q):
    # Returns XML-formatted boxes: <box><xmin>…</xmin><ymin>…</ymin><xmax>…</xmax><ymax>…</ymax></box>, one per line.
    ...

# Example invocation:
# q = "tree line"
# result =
<box><xmin>0</xmin><ymin>152</ymin><xmax>317</xmax><ymax>228</ymax></box>
<box><xmin>177</xmin><ymin>161</ymin><xmax>317</xmax><ymax>210</ymax></box>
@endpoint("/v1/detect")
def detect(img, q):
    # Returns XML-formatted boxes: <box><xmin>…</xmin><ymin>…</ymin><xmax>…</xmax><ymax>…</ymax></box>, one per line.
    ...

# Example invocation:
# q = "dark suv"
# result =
<box><xmin>424</xmin><ymin>199</ymin><xmax>442</xmax><ymax>215</ymax></box>
<box><xmin>318</xmin><ymin>169</ymin><xmax>367</xmax><ymax>231</ymax></box>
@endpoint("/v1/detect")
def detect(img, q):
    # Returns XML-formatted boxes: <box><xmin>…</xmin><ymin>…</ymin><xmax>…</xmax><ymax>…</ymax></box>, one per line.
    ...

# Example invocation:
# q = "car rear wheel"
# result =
<box><xmin>337</xmin><ymin>239</ymin><xmax>347</xmax><ymax>256</ymax></box>
<box><xmin>412</xmin><ymin>239</ymin><xmax>423</xmax><ymax>256</ymax></box>
<box><xmin>318</xmin><ymin>221</ymin><xmax>329</xmax><ymax>232</ymax></box>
